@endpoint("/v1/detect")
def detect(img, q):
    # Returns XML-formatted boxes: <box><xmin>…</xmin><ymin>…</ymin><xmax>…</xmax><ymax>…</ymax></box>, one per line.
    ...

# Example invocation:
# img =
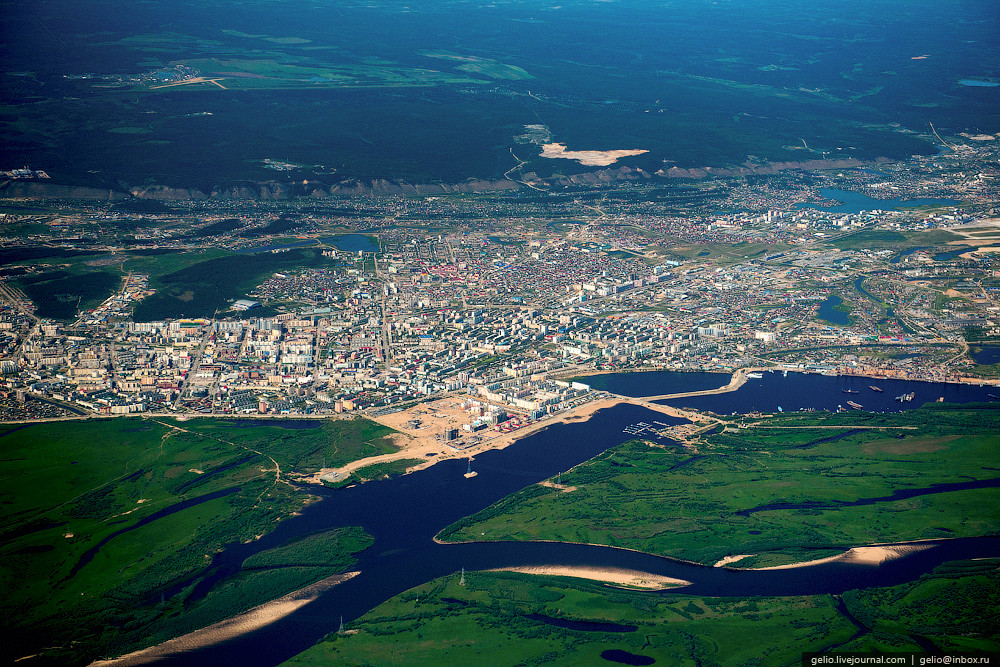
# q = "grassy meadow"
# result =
<box><xmin>0</xmin><ymin>416</ymin><xmax>394</xmax><ymax>664</ymax></box>
<box><xmin>284</xmin><ymin>559</ymin><xmax>1000</xmax><ymax>665</ymax></box>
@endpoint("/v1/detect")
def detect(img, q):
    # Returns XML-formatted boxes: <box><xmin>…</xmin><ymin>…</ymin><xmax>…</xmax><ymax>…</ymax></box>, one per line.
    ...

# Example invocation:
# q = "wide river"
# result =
<box><xmin>162</xmin><ymin>371</ymin><xmax>1000</xmax><ymax>665</ymax></box>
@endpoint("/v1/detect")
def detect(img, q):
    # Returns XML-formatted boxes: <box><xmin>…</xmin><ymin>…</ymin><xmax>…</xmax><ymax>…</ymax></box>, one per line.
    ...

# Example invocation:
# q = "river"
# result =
<box><xmin>144</xmin><ymin>374</ymin><xmax>999</xmax><ymax>665</ymax></box>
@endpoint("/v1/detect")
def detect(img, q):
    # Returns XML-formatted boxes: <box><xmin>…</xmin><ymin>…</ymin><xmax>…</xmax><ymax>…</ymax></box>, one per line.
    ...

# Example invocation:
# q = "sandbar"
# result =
<box><xmin>748</xmin><ymin>544</ymin><xmax>932</xmax><ymax>570</ymax></box>
<box><xmin>491</xmin><ymin>564</ymin><xmax>690</xmax><ymax>590</ymax></box>
<box><xmin>90</xmin><ymin>571</ymin><xmax>359</xmax><ymax>666</ymax></box>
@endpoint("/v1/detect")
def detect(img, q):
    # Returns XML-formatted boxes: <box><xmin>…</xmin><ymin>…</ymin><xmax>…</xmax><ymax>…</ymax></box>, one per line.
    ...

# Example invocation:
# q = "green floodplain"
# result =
<box><xmin>439</xmin><ymin>404</ymin><xmax>1000</xmax><ymax>566</ymax></box>
<box><xmin>287</xmin><ymin>559</ymin><xmax>1000</xmax><ymax>666</ymax></box>
<box><xmin>4</xmin><ymin>404</ymin><xmax>1000</xmax><ymax>664</ymax></box>
<box><xmin>0</xmin><ymin>416</ymin><xmax>396</xmax><ymax>664</ymax></box>
<box><xmin>286</xmin><ymin>403</ymin><xmax>1000</xmax><ymax>665</ymax></box>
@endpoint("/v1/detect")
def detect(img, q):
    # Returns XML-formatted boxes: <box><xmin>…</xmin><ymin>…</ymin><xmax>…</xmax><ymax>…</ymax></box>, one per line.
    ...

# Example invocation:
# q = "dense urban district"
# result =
<box><xmin>3</xmin><ymin>118</ymin><xmax>1000</xmax><ymax>667</ymax></box>
<box><xmin>1</xmin><ymin>132</ymin><xmax>1000</xmax><ymax>438</ymax></box>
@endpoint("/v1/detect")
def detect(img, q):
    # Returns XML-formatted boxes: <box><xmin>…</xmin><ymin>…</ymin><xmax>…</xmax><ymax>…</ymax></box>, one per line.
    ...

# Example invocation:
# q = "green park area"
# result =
<box><xmin>16</xmin><ymin>268</ymin><xmax>121</xmax><ymax>320</ymax></box>
<box><xmin>286</xmin><ymin>559</ymin><xmax>1000</xmax><ymax>665</ymax></box>
<box><xmin>0</xmin><ymin>416</ymin><xmax>395</xmax><ymax>664</ymax></box>
<box><xmin>131</xmin><ymin>248</ymin><xmax>334</xmax><ymax>320</ymax></box>
<box><xmin>829</xmin><ymin>228</ymin><xmax>960</xmax><ymax>252</ymax></box>
<box><xmin>439</xmin><ymin>404</ymin><xmax>1000</xmax><ymax>566</ymax></box>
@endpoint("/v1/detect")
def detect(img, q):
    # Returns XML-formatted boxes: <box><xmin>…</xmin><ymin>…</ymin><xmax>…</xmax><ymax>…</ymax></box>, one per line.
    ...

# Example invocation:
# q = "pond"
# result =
<box><xmin>970</xmin><ymin>345</ymin><xmax>1000</xmax><ymax>366</ymax></box>
<box><xmin>817</xmin><ymin>294</ymin><xmax>851</xmax><ymax>325</ymax></box>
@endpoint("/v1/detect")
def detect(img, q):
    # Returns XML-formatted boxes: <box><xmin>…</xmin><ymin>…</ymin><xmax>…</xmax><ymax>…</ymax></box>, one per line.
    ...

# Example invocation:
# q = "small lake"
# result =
<box><xmin>321</xmin><ymin>234</ymin><xmax>379</xmax><ymax>253</ymax></box>
<box><xmin>817</xmin><ymin>294</ymin><xmax>851</xmax><ymax>325</ymax></box>
<box><xmin>933</xmin><ymin>247</ymin><xmax>975</xmax><ymax>261</ymax></box>
<box><xmin>795</xmin><ymin>189</ymin><xmax>959</xmax><ymax>214</ymax></box>
<box><xmin>970</xmin><ymin>345</ymin><xmax>1000</xmax><ymax>366</ymax></box>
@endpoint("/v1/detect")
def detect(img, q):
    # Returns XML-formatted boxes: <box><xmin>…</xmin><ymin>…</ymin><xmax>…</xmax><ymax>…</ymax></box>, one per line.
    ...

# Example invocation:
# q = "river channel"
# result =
<box><xmin>158</xmin><ymin>373</ymin><xmax>1000</xmax><ymax>665</ymax></box>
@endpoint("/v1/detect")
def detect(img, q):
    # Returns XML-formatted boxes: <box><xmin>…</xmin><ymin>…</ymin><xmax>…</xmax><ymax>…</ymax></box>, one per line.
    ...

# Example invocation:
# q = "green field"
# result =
<box><xmin>438</xmin><ymin>404</ymin><xmax>1000</xmax><ymax>566</ymax></box>
<box><xmin>665</xmin><ymin>241</ymin><xmax>784</xmax><ymax>262</ymax></box>
<box><xmin>16</xmin><ymin>269</ymin><xmax>121</xmax><ymax>320</ymax></box>
<box><xmin>830</xmin><ymin>228</ymin><xmax>961</xmax><ymax>252</ymax></box>
<box><xmin>132</xmin><ymin>248</ymin><xmax>334</xmax><ymax>320</ymax></box>
<box><xmin>0</xmin><ymin>416</ymin><xmax>393</xmax><ymax>665</ymax></box>
<box><xmin>176</xmin><ymin>417</ymin><xmax>400</xmax><ymax>471</ymax></box>
<box><xmin>284</xmin><ymin>559</ymin><xmax>1000</xmax><ymax>665</ymax></box>
<box><xmin>841</xmin><ymin>559</ymin><xmax>1000</xmax><ymax>653</ymax></box>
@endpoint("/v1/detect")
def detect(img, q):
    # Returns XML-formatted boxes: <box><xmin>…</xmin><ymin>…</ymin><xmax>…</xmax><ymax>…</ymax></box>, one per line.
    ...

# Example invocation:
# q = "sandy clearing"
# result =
<box><xmin>539</xmin><ymin>480</ymin><xmax>578</xmax><ymax>493</ymax></box>
<box><xmin>491</xmin><ymin>564</ymin><xmax>690</xmax><ymax>589</ymax></box>
<box><xmin>90</xmin><ymin>571</ymin><xmax>359</xmax><ymax>666</ymax></box>
<box><xmin>961</xmin><ymin>246</ymin><xmax>1000</xmax><ymax>258</ymax></box>
<box><xmin>540</xmin><ymin>142</ymin><xmax>649</xmax><ymax>166</ymax></box>
<box><xmin>713</xmin><ymin>554</ymin><xmax>754</xmax><ymax>567</ymax></box>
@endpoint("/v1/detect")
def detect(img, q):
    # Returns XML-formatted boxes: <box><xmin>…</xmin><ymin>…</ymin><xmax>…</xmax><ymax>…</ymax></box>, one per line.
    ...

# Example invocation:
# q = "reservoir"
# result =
<box><xmin>157</xmin><ymin>373</ymin><xmax>1000</xmax><ymax>665</ymax></box>
<box><xmin>795</xmin><ymin>188</ymin><xmax>959</xmax><ymax>214</ymax></box>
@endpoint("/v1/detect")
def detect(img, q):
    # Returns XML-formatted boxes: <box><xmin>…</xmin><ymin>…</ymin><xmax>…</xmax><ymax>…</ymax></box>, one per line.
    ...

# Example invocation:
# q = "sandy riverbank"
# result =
<box><xmin>90</xmin><ymin>571</ymin><xmax>359</xmax><ymax>666</ymax></box>
<box><xmin>490</xmin><ymin>564</ymin><xmax>690</xmax><ymax>590</ymax></box>
<box><xmin>307</xmin><ymin>396</ymin><xmax>645</xmax><ymax>485</ymax></box>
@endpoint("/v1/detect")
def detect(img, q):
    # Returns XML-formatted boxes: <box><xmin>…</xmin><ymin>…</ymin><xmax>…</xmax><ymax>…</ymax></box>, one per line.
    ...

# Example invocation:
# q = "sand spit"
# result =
<box><xmin>540</xmin><ymin>142</ymin><xmax>649</xmax><ymax>166</ymax></box>
<box><xmin>491</xmin><ymin>564</ymin><xmax>691</xmax><ymax>590</ymax></box>
<box><xmin>748</xmin><ymin>544</ymin><xmax>934</xmax><ymax>571</ymax></box>
<box><xmin>90</xmin><ymin>571</ymin><xmax>359</xmax><ymax>666</ymax></box>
